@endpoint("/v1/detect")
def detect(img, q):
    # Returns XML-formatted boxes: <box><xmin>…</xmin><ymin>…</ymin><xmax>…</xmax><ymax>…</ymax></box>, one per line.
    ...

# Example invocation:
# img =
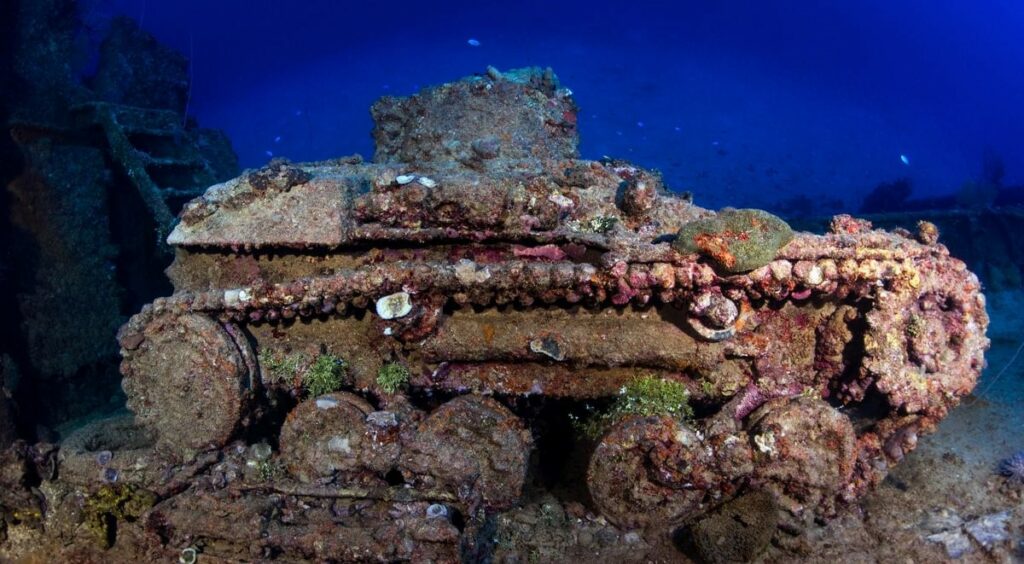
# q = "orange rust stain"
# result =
<box><xmin>694</xmin><ymin>233</ymin><xmax>737</xmax><ymax>269</ymax></box>
<box><xmin>734</xmin><ymin>301</ymin><xmax>754</xmax><ymax>332</ymax></box>
<box><xmin>482</xmin><ymin>324</ymin><xmax>496</xmax><ymax>346</ymax></box>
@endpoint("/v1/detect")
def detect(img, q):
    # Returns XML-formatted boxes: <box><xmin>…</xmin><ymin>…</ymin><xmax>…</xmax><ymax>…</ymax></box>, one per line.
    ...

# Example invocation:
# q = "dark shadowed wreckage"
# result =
<box><xmin>0</xmin><ymin>68</ymin><xmax>989</xmax><ymax>562</ymax></box>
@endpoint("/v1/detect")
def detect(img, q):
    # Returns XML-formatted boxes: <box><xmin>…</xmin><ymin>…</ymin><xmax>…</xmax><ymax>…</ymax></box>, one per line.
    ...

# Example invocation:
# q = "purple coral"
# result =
<box><xmin>999</xmin><ymin>451</ymin><xmax>1024</xmax><ymax>483</ymax></box>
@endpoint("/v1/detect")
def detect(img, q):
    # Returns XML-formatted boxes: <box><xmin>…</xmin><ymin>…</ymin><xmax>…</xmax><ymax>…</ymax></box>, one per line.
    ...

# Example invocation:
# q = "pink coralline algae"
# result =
<box><xmin>513</xmin><ymin>244</ymin><xmax>567</xmax><ymax>261</ymax></box>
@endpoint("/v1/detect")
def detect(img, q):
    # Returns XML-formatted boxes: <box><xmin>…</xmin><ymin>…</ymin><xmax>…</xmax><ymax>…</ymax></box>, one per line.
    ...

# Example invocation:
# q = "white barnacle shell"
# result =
<box><xmin>396</xmin><ymin>174</ymin><xmax>416</xmax><ymax>185</ymax></box>
<box><xmin>674</xmin><ymin>429</ymin><xmax>696</xmax><ymax>446</ymax></box>
<box><xmin>315</xmin><ymin>397</ymin><xmax>339</xmax><ymax>410</ymax></box>
<box><xmin>426</xmin><ymin>503</ymin><xmax>449</xmax><ymax>519</ymax></box>
<box><xmin>327</xmin><ymin>436</ymin><xmax>352</xmax><ymax>454</ymax></box>
<box><xmin>179</xmin><ymin>547</ymin><xmax>198</xmax><ymax>564</ymax></box>
<box><xmin>417</xmin><ymin>176</ymin><xmax>438</xmax><ymax>188</ymax></box>
<box><xmin>768</xmin><ymin>260</ymin><xmax>792</xmax><ymax>281</ymax></box>
<box><xmin>376</xmin><ymin>292</ymin><xmax>413</xmax><ymax>319</ymax></box>
<box><xmin>548</xmin><ymin>192</ymin><xmax>574</xmax><ymax>211</ymax></box>
<box><xmin>454</xmin><ymin>259</ymin><xmax>491</xmax><ymax>285</ymax></box>
<box><xmin>754</xmin><ymin>431</ymin><xmax>777</xmax><ymax>455</ymax></box>
<box><xmin>367</xmin><ymin>411</ymin><xmax>399</xmax><ymax>428</ymax></box>
<box><xmin>223</xmin><ymin>289</ymin><xmax>241</xmax><ymax>306</ymax></box>
<box><xmin>805</xmin><ymin>264</ymin><xmax>824</xmax><ymax>286</ymax></box>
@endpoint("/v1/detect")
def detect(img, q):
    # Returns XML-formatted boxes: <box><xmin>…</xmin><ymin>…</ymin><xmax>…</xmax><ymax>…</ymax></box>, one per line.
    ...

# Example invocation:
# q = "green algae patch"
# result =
<box><xmin>574</xmin><ymin>376</ymin><xmax>693</xmax><ymax>439</ymax></box>
<box><xmin>673</xmin><ymin>208</ymin><xmax>793</xmax><ymax>273</ymax></box>
<box><xmin>609</xmin><ymin>376</ymin><xmax>694</xmax><ymax>420</ymax></box>
<box><xmin>259</xmin><ymin>349</ymin><xmax>348</xmax><ymax>397</ymax></box>
<box><xmin>377</xmin><ymin>362</ymin><xmax>410</xmax><ymax>395</ymax></box>
<box><xmin>83</xmin><ymin>484</ymin><xmax>157</xmax><ymax>548</ymax></box>
<box><xmin>303</xmin><ymin>354</ymin><xmax>347</xmax><ymax>397</ymax></box>
<box><xmin>258</xmin><ymin>349</ymin><xmax>306</xmax><ymax>385</ymax></box>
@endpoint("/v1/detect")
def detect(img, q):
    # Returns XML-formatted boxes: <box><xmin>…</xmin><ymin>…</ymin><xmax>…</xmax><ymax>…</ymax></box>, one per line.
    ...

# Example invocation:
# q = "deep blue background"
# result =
<box><xmin>89</xmin><ymin>0</ymin><xmax>1024</xmax><ymax>210</ymax></box>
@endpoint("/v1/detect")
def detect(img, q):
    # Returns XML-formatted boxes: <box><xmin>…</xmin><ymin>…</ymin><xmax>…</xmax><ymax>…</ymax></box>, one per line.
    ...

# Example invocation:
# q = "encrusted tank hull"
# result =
<box><xmin>119</xmin><ymin>177</ymin><xmax>988</xmax><ymax>524</ymax></box>
<box><xmin>1</xmin><ymin>68</ymin><xmax>989</xmax><ymax>561</ymax></box>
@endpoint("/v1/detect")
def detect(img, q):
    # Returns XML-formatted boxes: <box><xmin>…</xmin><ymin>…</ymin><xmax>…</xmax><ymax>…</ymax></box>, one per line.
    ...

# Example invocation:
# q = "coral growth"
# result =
<box><xmin>672</xmin><ymin>208</ymin><xmax>793</xmax><ymax>273</ymax></box>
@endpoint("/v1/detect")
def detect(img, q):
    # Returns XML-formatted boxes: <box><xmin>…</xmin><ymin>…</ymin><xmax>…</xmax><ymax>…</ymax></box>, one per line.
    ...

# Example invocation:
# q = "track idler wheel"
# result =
<box><xmin>279</xmin><ymin>392</ymin><xmax>401</xmax><ymax>484</ymax></box>
<box><xmin>399</xmin><ymin>395</ymin><xmax>532</xmax><ymax>511</ymax></box>
<box><xmin>119</xmin><ymin>312</ymin><xmax>254</xmax><ymax>460</ymax></box>
<box><xmin>587</xmin><ymin>416</ymin><xmax>726</xmax><ymax>529</ymax></box>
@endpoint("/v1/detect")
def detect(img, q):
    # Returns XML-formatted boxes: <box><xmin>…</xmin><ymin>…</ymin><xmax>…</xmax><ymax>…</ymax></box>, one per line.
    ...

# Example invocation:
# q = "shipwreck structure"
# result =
<box><xmin>0</xmin><ymin>67</ymin><xmax>989</xmax><ymax>562</ymax></box>
<box><xmin>1</xmin><ymin>1</ymin><xmax>239</xmax><ymax>435</ymax></box>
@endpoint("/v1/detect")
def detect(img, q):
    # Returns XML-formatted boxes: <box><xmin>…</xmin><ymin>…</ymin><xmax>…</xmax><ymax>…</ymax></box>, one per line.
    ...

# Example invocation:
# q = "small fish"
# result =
<box><xmin>467</xmin><ymin>38</ymin><xmax>481</xmax><ymax>47</ymax></box>
<box><xmin>274</xmin><ymin>136</ymin><xmax>281</xmax><ymax>143</ymax></box>
<box><xmin>900</xmin><ymin>154</ymin><xmax>910</xmax><ymax>165</ymax></box>
<box><xmin>265</xmin><ymin>150</ymin><xmax>274</xmax><ymax>158</ymax></box>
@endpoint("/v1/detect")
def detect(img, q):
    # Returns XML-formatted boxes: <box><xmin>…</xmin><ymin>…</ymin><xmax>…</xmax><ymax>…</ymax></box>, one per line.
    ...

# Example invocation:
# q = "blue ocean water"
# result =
<box><xmin>95</xmin><ymin>0</ymin><xmax>1024</xmax><ymax>211</ymax></box>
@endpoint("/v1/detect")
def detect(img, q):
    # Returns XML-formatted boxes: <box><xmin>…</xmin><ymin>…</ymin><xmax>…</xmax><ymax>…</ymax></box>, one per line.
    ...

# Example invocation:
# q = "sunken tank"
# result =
<box><xmin>118</xmin><ymin>67</ymin><xmax>989</xmax><ymax>540</ymax></box>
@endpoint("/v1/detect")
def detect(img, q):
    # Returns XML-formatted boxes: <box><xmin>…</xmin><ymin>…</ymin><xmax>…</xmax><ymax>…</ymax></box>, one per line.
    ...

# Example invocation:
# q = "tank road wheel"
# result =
<box><xmin>746</xmin><ymin>396</ymin><xmax>857</xmax><ymax>512</ymax></box>
<box><xmin>399</xmin><ymin>395</ymin><xmax>532</xmax><ymax>511</ymax></box>
<box><xmin>587</xmin><ymin>416</ymin><xmax>725</xmax><ymax>529</ymax></box>
<box><xmin>119</xmin><ymin>312</ymin><xmax>254</xmax><ymax>460</ymax></box>
<box><xmin>279</xmin><ymin>392</ymin><xmax>401</xmax><ymax>484</ymax></box>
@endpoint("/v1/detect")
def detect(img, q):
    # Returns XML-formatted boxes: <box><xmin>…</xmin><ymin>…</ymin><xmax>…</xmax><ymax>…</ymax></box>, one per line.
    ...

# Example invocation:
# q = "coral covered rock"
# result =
<box><xmin>673</xmin><ymin>208</ymin><xmax>794</xmax><ymax>273</ymax></box>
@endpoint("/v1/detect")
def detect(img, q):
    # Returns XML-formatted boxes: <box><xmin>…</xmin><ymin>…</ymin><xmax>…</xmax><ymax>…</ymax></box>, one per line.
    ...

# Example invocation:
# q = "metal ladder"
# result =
<box><xmin>72</xmin><ymin>101</ymin><xmax>214</xmax><ymax>246</ymax></box>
